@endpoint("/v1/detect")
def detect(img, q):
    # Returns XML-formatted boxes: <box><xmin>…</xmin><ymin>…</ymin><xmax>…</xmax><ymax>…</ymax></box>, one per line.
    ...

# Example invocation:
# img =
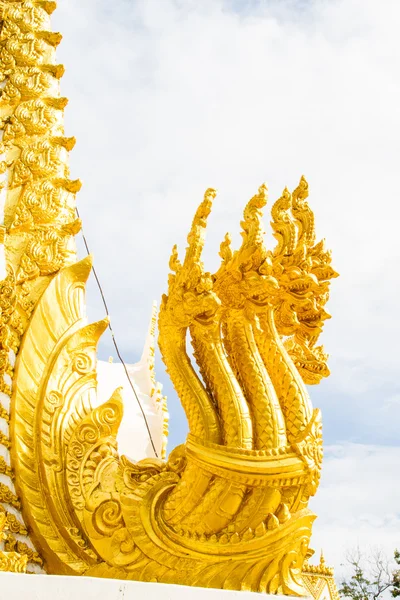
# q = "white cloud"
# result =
<box><xmin>311</xmin><ymin>443</ymin><xmax>400</xmax><ymax>580</ymax></box>
<box><xmin>50</xmin><ymin>0</ymin><xmax>400</xmax><ymax>576</ymax></box>
<box><xmin>53</xmin><ymin>0</ymin><xmax>400</xmax><ymax>375</ymax></box>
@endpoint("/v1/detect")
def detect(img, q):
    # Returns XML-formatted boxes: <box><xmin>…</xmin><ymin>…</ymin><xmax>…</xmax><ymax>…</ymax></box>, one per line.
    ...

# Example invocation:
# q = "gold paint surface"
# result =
<box><xmin>302</xmin><ymin>552</ymin><xmax>340</xmax><ymax>600</ymax></box>
<box><xmin>0</xmin><ymin>509</ymin><xmax>28</xmax><ymax>573</ymax></box>
<box><xmin>0</xmin><ymin>0</ymin><xmax>338</xmax><ymax>594</ymax></box>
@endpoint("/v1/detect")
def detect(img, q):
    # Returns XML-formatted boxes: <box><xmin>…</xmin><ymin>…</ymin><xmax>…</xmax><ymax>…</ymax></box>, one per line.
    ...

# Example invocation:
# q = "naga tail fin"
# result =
<box><xmin>11</xmin><ymin>257</ymin><xmax>113</xmax><ymax>574</ymax></box>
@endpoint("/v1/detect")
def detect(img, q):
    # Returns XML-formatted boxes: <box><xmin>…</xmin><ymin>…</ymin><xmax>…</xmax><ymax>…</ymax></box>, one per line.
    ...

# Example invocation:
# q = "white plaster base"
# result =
<box><xmin>0</xmin><ymin>572</ymin><xmax>304</xmax><ymax>600</ymax></box>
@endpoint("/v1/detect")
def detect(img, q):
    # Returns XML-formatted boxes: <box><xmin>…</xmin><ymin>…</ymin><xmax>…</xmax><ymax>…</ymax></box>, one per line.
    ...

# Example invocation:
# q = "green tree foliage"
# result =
<box><xmin>392</xmin><ymin>550</ymin><xmax>400</xmax><ymax>598</ymax></box>
<box><xmin>339</xmin><ymin>549</ymin><xmax>393</xmax><ymax>600</ymax></box>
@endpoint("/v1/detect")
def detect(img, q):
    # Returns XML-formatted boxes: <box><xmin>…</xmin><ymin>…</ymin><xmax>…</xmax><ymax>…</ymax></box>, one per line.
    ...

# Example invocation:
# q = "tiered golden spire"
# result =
<box><xmin>0</xmin><ymin>0</ymin><xmax>80</xmax><ymax>571</ymax></box>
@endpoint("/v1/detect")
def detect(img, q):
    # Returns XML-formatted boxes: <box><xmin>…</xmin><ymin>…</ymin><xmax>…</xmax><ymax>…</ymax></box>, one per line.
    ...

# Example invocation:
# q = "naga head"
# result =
<box><xmin>212</xmin><ymin>178</ymin><xmax>338</xmax><ymax>383</ymax></box>
<box><xmin>213</xmin><ymin>184</ymin><xmax>279</xmax><ymax>314</ymax></box>
<box><xmin>285</xmin><ymin>336</ymin><xmax>331</xmax><ymax>384</ymax></box>
<box><xmin>270</xmin><ymin>177</ymin><xmax>338</xmax><ymax>383</ymax></box>
<box><xmin>160</xmin><ymin>188</ymin><xmax>221</xmax><ymax>329</ymax></box>
<box><xmin>162</xmin><ymin>180</ymin><xmax>337</xmax><ymax>384</ymax></box>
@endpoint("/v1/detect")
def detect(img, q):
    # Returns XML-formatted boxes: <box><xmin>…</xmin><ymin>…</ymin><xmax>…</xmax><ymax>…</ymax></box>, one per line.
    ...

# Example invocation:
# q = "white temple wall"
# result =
<box><xmin>96</xmin><ymin>360</ymin><xmax>165</xmax><ymax>460</ymax></box>
<box><xmin>0</xmin><ymin>573</ymin><xmax>302</xmax><ymax>600</ymax></box>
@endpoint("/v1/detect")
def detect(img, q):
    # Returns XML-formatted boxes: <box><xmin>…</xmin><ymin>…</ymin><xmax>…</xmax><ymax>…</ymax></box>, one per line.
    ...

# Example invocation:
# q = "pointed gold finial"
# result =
<box><xmin>184</xmin><ymin>188</ymin><xmax>217</xmax><ymax>267</ymax></box>
<box><xmin>320</xmin><ymin>549</ymin><xmax>326</xmax><ymax>566</ymax></box>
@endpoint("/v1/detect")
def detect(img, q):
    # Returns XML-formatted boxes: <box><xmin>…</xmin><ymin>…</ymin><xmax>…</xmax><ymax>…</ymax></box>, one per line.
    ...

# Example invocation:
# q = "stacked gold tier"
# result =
<box><xmin>0</xmin><ymin>0</ymin><xmax>80</xmax><ymax>573</ymax></box>
<box><xmin>0</xmin><ymin>0</ymin><xmax>338</xmax><ymax>593</ymax></box>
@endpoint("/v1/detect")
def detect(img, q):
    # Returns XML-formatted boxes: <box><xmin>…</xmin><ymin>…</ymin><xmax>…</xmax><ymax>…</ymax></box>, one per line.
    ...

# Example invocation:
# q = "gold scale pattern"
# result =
<box><xmin>0</xmin><ymin>0</ymin><xmax>339</xmax><ymax>593</ymax></box>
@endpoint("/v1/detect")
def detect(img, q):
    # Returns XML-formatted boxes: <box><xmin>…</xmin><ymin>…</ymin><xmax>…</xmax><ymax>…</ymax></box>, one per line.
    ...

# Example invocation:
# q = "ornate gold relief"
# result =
<box><xmin>0</xmin><ymin>0</ymin><xmax>338</xmax><ymax>593</ymax></box>
<box><xmin>302</xmin><ymin>551</ymin><xmax>340</xmax><ymax>600</ymax></box>
<box><xmin>0</xmin><ymin>509</ymin><xmax>28</xmax><ymax>573</ymax></box>
<box><xmin>8</xmin><ymin>179</ymin><xmax>336</xmax><ymax>593</ymax></box>
<box><xmin>0</xmin><ymin>0</ymin><xmax>80</xmax><ymax>571</ymax></box>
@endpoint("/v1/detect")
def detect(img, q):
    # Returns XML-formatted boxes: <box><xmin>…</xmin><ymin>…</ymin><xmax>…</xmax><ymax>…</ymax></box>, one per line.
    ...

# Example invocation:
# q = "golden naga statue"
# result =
<box><xmin>0</xmin><ymin>0</ymin><xmax>338</xmax><ymax>594</ymax></box>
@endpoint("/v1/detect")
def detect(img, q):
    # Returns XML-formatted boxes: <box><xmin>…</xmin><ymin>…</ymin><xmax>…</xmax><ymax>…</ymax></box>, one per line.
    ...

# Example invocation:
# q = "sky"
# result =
<box><xmin>52</xmin><ymin>0</ymin><xmax>400</xmax><ymax>582</ymax></box>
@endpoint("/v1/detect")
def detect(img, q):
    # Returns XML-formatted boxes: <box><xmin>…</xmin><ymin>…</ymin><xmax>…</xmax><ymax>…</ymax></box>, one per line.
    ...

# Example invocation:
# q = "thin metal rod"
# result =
<box><xmin>76</xmin><ymin>207</ymin><xmax>159</xmax><ymax>458</ymax></box>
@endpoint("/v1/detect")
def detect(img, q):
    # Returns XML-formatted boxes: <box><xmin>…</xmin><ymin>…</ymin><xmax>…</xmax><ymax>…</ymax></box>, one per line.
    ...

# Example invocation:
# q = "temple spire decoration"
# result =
<box><xmin>0</xmin><ymin>0</ymin><xmax>80</xmax><ymax>571</ymax></box>
<box><xmin>0</xmin><ymin>0</ymin><xmax>338</xmax><ymax>594</ymax></box>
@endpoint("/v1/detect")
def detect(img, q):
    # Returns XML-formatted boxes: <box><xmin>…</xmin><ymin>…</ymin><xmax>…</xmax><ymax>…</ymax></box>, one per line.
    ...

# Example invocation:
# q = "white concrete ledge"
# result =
<box><xmin>0</xmin><ymin>572</ymin><xmax>302</xmax><ymax>600</ymax></box>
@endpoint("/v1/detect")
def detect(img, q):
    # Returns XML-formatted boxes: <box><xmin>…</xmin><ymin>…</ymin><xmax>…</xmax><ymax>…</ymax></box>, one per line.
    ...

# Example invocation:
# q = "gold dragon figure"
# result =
<box><xmin>0</xmin><ymin>0</ymin><xmax>338</xmax><ymax>593</ymax></box>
